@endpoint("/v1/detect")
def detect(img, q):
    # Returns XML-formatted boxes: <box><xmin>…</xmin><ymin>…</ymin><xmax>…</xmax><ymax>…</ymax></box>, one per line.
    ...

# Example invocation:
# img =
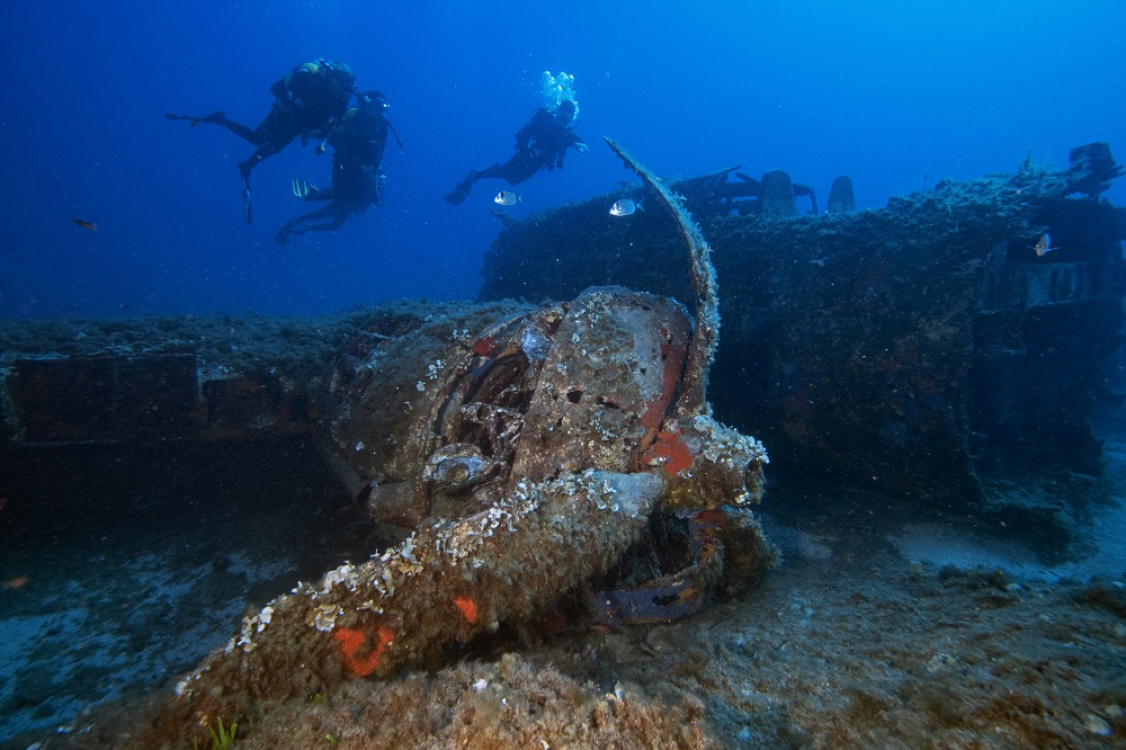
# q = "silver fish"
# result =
<box><xmin>609</xmin><ymin>198</ymin><xmax>644</xmax><ymax>217</ymax></box>
<box><xmin>1032</xmin><ymin>233</ymin><xmax>1058</xmax><ymax>257</ymax></box>
<box><xmin>494</xmin><ymin>191</ymin><xmax>520</xmax><ymax>206</ymax></box>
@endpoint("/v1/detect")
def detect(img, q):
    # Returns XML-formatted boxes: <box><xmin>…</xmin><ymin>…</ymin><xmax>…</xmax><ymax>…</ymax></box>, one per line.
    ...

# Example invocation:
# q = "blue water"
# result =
<box><xmin>1</xmin><ymin>0</ymin><xmax>1123</xmax><ymax>319</ymax></box>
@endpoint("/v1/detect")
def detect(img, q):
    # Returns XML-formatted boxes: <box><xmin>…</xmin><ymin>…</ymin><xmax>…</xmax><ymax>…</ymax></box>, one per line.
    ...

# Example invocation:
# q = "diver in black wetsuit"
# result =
<box><xmin>444</xmin><ymin>99</ymin><xmax>587</xmax><ymax>205</ymax></box>
<box><xmin>166</xmin><ymin>59</ymin><xmax>356</xmax><ymax>222</ymax></box>
<box><xmin>275</xmin><ymin>91</ymin><xmax>401</xmax><ymax>246</ymax></box>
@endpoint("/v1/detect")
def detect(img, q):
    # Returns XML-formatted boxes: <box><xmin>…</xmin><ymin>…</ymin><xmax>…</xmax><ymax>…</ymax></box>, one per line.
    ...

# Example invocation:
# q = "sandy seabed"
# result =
<box><xmin>3</xmin><ymin>445</ymin><xmax>1124</xmax><ymax>750</ymax></box>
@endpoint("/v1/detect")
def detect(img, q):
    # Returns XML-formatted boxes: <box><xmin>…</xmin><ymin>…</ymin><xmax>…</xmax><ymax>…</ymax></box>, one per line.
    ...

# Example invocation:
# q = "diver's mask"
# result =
<box><xmin>361</xmin><ymin>91</ymin><xmax>389</xmax><ymax>112</ymax></box>
<box><xmin>554</xmin><ymin>101</ymin><xmax>577</xmax><ymax>128</ymax></box>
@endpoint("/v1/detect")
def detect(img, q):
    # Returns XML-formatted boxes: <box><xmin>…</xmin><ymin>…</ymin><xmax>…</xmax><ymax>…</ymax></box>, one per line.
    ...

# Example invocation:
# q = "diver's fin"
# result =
<box><xmin>239</xmin><ymin>162</ymin><xmax>253</xmax><ymax>223</ymax></box>
<box><xmin>165</xmin><ymin>112</ymin><xmax>210</xmax><ymax>123</ymax></box>
<box><xmin>166</xmin><ymin>111</ymin><xmax>225</xmax><ymax>123</ymax></box>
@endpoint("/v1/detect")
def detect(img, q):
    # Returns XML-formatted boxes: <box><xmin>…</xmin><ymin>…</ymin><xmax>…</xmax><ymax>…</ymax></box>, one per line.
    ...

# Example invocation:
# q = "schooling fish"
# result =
<box><xmin>494</xmin><ymin>191</ymin><xmax>521</xmax><ymax>206</ymax></box>
<box><xmin>72</xmin><ymin>218</ymin><xmax>97</xmax><ymax>231</ymax></box>
<box><xmin>1032</xmin><ymin>233</ymin><xmax>1058</xmax><ymax>257</ymax></box>
<box><xmin>609</xmin><ymin>198</ymin><xmax>644</xmax><ymax>217</ymax></box>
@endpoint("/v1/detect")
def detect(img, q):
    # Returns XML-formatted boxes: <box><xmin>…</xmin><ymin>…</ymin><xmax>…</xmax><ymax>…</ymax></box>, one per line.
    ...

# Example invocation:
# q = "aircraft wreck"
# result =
<box><xmin>0</xmin><ymin>141</ymin><xmax>1123</xmax><ymax>746</ymax></box>
<box><xmin>479</xmin><ymin>142</ymin><xmax>1126</xmax><ymax>558</ymax></box>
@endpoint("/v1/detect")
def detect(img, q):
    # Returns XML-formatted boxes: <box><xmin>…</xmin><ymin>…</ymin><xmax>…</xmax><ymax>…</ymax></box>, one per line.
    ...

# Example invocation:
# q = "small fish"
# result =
<box><xmin>3</xmin><ymin>576</ymin><xmax>29</xmax><ymax>590</ymax></box>
<box><xmin>609</xmin><ymin>198</ymin><xmax>644</xmax><ymax>217</ymax></box>
<box><xmin>72</xmin><ymin>218</ymin><xmax>97</xmax><ymax>231</ymax></box>
<box><xmin>494</xmin><ymin>191</ymin><xmax>520</xmax><ymax>206</ymax></box>
<box><xmin>189</xmin><ymin>119</ymin><xmax>200</xmax><ymax>128</ymax></box>
<box><xmin>1032</xmin><ymin>233</ymin><xmax>1058</xmax><ymax>257</ymax></box>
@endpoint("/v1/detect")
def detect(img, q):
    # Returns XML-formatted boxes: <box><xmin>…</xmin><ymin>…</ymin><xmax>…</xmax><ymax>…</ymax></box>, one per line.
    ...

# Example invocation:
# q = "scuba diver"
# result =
<box><xmin>166</xmin><ymin>59</ymin><xmax>357</xmax><ymax>223</ymax></box>
<box><xmin>444</xmin><ymin>99</ymin><xmax>587</xmax><ymax>205</ymax></box>
<box><xmin>275</xmin><ymin>91</ymin><xmax>402</xmax><ymax>246</ymax></box>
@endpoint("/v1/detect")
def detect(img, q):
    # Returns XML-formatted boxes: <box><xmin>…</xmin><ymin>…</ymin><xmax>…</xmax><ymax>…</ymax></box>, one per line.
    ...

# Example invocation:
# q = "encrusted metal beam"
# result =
<box><xmin>603</xmin><ymin>137</ymin><xmax>719</xmax><ymax>417</ymax></box>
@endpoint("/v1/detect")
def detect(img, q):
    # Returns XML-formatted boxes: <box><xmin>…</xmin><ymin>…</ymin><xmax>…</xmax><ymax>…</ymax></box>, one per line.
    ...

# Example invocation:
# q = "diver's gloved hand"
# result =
<box><xmin>280</xmin><ymin>92</ymin><xmax>305</xmax><ymax>112</ymax></box>
<box><xmin>275</xmin><ymin>96</ymin><xmax>296</xmax><ymax>115</ymax></box>
<box><xmin>575</xmin><ymin>142</ymin><xmax>589</xmax><ymax>153</ymax></box>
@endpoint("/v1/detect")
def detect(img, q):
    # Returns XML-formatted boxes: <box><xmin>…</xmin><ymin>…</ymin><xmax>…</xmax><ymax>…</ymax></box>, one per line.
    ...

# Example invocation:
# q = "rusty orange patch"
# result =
<box><xmin>335</xmin><ymin>626</ymin><xmax>394</xmax><ymax>677</ymax></box>
<box><xmin>453</xmin><ymin>596</ymin><xmax>478</xmax><ymax>624</ymax></box>
<box><xmin>471</xmin><ymin>336</ymin><xmax>498</xmax><ymax>357</ymax></box>
<box><xmin>693</xmin><ymin>508</ymin><xmax>729</xmax><ymax>526</ymax></box>
<box><xmin>641</xmin><ymin>429</ymin><xmax>694</xmax><ymax>475</ymax></box>
<box><xmin>639</xmin><ymin>342</ymin><xmax>687</xmax><ymax>432</ymax></box>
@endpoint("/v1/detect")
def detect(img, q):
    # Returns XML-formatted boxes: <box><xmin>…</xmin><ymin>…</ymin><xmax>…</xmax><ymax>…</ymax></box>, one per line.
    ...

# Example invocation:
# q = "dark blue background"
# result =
<box><xmin>2</xmin><ymin>0</ymin><xmax>1123</xmax><ymax>318</ymax></box>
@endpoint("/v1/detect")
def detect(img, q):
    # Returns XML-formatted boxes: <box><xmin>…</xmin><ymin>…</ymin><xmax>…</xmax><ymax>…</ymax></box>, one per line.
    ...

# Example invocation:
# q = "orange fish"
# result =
<box><xmin>3</xmin><ymin>576</ymin><xmax>29</xmax><ymax>590</ymax></box>
<box><xmin>72</xmin><ymin>218</ymin><xmax>97</xmax><ymax>231</ymax></box>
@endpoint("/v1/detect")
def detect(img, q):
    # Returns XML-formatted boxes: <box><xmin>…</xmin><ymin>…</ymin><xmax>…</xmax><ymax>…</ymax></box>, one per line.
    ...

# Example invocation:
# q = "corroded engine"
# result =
<box><xmin>166</xmin><ymin>141</ymin><xmax>776</xmax><ymax>736</ymax></box>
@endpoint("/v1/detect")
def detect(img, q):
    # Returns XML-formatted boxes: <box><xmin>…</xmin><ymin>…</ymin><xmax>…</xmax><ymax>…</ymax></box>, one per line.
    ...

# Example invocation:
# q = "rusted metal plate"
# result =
<box><xmin>511</xmin><ymin>288</ymin><xmax>692</xmax><ymax>480</ymax></box>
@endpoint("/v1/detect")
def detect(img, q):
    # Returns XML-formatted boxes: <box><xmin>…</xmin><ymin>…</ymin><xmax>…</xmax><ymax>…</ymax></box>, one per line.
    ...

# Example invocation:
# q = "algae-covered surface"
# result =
<box><xmin>0</xmin><ymin>303</ymin><xmax>499</xmax><ymax>380</ymax></box>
